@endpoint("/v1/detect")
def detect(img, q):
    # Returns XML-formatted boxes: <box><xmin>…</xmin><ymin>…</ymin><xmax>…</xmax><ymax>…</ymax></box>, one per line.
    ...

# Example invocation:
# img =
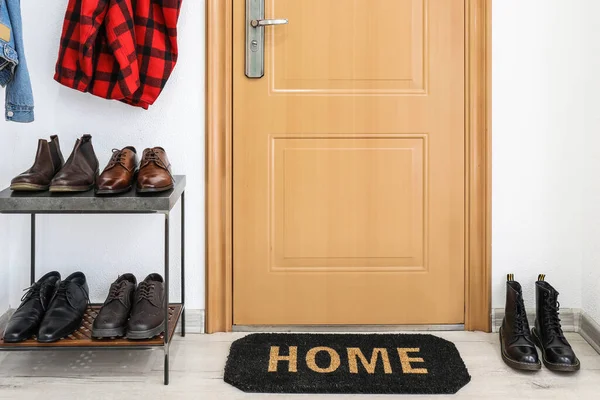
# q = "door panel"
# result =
<box><xmin>272</xmin><ymin>136</ymin><xmax>425</xmax><ymax>270</ymax></box>
<box><xmin>271</xmin><ymin>0</ymin><xmax>425</xmax><ymax>93</ymax></box>
<box><xmin>233</xmin><ymin>0</ymin><xmax>465</xmax><ymax>325</ymax></box>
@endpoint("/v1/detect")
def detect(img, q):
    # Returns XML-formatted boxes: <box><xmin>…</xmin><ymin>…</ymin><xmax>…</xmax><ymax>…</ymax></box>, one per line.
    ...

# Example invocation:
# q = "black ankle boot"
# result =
<box><xmin>499</xmin><ymin>274</ymin><xmax>541</xmax><ymax>370</ymax></box>
<box><xmin>531</xmin><ymin>274</ymin><xmax>580</xmax><ymax>372</ymax></box>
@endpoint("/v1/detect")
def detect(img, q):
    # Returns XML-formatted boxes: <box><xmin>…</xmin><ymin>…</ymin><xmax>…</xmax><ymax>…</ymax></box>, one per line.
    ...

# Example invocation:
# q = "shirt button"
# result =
<box><xmin>7</xmin><ymin>111</ymin><xmax>14</xmax><ymax>117</ymax></box>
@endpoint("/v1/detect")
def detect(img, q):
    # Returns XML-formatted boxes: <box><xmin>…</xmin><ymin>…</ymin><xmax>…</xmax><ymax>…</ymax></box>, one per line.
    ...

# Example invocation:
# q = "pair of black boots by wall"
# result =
<box><xmin>500</xmin><ymin>274</ymin><xmax>580</xmax><ymax>372</ymax></box>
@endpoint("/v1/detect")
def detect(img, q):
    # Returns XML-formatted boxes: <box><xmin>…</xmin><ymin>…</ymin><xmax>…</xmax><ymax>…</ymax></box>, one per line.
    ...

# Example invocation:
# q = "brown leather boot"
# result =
<box><xmin>11</xmin><ymin>136</ymin><xmax>65</xmax><ymax>191</ymax></box>
<box><xmin>136</xmin><ymin>147</ymin><xmax>174</xmax><ymax>193</ymax></box>
<box><xmin>96</xmin><ymin>147</ymin><xmax>139</xmax><ymax>195</ymax></box>
<box><xmin>50</xmin><ymin>134</ymin><xmax>99</xmax><ymax>192</ymax></box>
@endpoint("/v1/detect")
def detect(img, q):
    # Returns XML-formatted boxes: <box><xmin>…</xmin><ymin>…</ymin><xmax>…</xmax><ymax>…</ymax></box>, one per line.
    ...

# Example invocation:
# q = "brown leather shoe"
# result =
<box><xmin>11</xmin><ymin>136</ymin><xmax>64</xmax><ymax>191</ymax></box>
<box><xmin>136</xmin><ymin>147</ymin><xmax>174</xmax><ymax>193</ymax></box>
<box><xmin>49</xmin><ymin>134</ymin><xmax>99</xmax><ymax>192</ymax></box>
<box><xmin>96</xmin><ymin>147</ymin><xmax>139</xmax><ymax>195</ymax></box>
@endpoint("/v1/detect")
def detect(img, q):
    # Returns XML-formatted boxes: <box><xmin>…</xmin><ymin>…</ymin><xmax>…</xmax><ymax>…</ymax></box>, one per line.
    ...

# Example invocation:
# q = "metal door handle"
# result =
<box><xmin>250</xmin><ymin>19</ymin><xmax>288</xmax><ymax>28</ymax></box>
<box><xmin>246</xmin><ymin>0</ymin><xmax>288</xmax><ymax>78</ymax></box>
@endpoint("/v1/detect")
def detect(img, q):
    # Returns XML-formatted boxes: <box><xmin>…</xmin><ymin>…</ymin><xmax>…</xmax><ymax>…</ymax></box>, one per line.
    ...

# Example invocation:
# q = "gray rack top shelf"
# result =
<box><xmin>0</xmin><ymin>175</ymin><xmax>186</xmax><ymax>214</ymax></box>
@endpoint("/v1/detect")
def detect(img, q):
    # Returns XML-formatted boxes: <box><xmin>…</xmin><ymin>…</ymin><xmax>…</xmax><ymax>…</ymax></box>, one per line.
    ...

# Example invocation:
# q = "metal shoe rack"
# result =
<box><xmin>0</xmin><ymin>175</ymin><xmax>187</xmax><ymax>385</ymax></box>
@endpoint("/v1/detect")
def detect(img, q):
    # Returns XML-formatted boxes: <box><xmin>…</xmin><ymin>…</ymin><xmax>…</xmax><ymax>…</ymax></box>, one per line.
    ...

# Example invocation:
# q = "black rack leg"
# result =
<box><xmin>181</xmin><ymin>191</ymin><xmax>185</xmax><ymax>337</ymax></box>
<box><xmin>164</xmin><ymin>212</ymin><xmax>170</xmax><ymax>385</ymax></box>
<box><xmin>30</xmin><ymin>214</ymin><xmax>36</xmax><ymax>285</ymax></box>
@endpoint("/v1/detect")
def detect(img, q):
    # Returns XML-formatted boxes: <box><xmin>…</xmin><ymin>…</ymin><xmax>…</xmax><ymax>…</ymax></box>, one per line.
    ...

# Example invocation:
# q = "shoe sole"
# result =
<box><xmin>136</xmin><ymin>184</ymin><xmax>174</xmax><ymax>194</ymax></box>
<box><xmin>10</xmin><ymin>183</ymin><xmax>49</xmax><ymax>192</ymax></box>
<box><xmin>91</xmin><ymin>326</ymin><xmax>126</xmax><ymax>339</ymax></box>
<box><xmin>95</xmin><ymin>186</ymin><xmax>133</xmax><ymax>195</ymax></box>
<box><xmin>126</xmin><ymin>324</ymin><xmax>164</xmax><ymax>340</ymax></box>
<box><xmin>531</xmin><ymin>328</ymin><xmax>580</xmax><ymax>372</ymax></box>
<box><xmin>499</xmin><ymin>327</ymin><xmax>542</xmax><ymax>371</ymax></box>
<box><xmin>49</xmin><ymin>184</ymin><xmax>95</xmax><ymax>193</ymax></box>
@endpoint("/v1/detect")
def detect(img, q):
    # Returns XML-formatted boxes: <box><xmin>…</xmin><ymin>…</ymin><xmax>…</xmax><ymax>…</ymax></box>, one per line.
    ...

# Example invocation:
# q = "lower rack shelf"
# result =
<box><xmin>0</xmin><ymin>304</ymin><xmax>183</xmax><ymax>349</ymax></box>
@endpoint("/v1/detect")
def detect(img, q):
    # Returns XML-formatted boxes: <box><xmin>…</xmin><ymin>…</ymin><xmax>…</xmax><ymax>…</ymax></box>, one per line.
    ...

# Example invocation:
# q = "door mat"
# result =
<box><xmin>224</xmin><ymin>333</ymin><xmax>471</xmax><ymax>395</ymax></box>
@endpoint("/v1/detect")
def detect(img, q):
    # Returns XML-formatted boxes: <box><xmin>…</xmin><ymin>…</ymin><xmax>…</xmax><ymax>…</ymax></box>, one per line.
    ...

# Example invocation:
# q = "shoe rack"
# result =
<box><xmin>0</xmin><ymin>176</ymin><xmax>187</xmax><ymax>385</ymax></box>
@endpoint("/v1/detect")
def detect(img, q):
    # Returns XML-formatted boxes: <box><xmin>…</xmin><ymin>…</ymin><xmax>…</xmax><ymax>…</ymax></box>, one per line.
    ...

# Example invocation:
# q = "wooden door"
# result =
<box><xmin>233</xmin><ymin>0</ymin><xmax>465</xmax><ymax>325</ymax></box>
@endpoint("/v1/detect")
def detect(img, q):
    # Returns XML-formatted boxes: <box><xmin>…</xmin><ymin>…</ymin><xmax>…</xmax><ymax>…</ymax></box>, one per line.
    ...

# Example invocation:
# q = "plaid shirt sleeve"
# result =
<box><xmin>54</xmin><ymin>0</ymin><xmax>182</xmax><ymax>110</ymax></box>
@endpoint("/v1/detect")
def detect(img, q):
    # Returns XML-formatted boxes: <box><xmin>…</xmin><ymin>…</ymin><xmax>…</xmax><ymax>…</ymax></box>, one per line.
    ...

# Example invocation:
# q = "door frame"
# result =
<box><xmin>205</xmin><ymin>0</ymin><xmax>492</xmax><ymax>333</ymax></box>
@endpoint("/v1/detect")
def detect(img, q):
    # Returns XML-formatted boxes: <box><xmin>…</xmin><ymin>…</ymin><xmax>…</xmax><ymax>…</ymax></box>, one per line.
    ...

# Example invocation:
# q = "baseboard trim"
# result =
<box><xmin>2</xmin><ymin>306</ymin><xmax>598</xmax><ymax>350</ymax></box>
<box><xmin>233</xmin><ymin>324</ymin><xmax>465</xmax><ymax>333</ymax></box>
<box><xmin>176</xmin><ymin>309</ymin><xmax>205</xmax><ymax>334</ymax></box>
<box><xmin>579</xmin><ymin>312</ymin><xmax>600</xmax><ymax>355</ymax></box>
<box><xmin>492</xmin><ymin>308</ymin><xmax>581</xmax><ymax>333</ymax></box>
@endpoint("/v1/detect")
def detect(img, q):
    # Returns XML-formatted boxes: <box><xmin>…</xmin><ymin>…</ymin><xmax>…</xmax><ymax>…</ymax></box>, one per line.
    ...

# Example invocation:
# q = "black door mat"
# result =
<box><xmin>224</xmin><ymin>333</ymin><xmax>471</xmax><ymax>395</ymax></box>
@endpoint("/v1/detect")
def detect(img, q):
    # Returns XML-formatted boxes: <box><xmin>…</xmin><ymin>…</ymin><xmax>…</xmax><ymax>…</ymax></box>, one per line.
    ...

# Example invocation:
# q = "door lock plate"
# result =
<box><xmin>246</xmin><ymin>0</ymin><xmax>288</xmax><ymax>78</ymax></box>
<box><xmin>246</xmin><ymin>0</ymin><xmax>264</xmax><ymax>78</ymax></box>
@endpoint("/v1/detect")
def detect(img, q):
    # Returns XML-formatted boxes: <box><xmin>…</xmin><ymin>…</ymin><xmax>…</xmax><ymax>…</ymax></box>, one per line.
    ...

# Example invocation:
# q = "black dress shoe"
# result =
<box><xmin>92</xmin><ymin>274</ymin><xmax>137</xmax><ymax>339</ymax></box>
<box><xmin>499</xmin><ymin>274</ymin><xmax>541</xmax><ymax>371</ymax></box>
<box><xmin>126</xmin><ymin>274</ymin><xmax>165</xmax><ymax>340</ymax></box>
<box><xmin>531</xmin><ymin>274</ymin><xmax>580</xmax><ymax>372</ymax></box>
<box><xmin>2</xmin><ymin>272</ymin><xmax>61</xmax><ymax>343</ymax></box>
<box><xmin>37</xmin><ymin>272</ymin><xmax>89</xmax><ymax>343</ymax></box>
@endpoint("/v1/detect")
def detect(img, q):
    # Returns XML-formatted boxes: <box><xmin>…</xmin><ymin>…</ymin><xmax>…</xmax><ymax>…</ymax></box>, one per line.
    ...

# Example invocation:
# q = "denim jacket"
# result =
<box><xmin>0</xmin><ymin>0</ymin><xmax>33</xmax><ymax>123</ymax></box>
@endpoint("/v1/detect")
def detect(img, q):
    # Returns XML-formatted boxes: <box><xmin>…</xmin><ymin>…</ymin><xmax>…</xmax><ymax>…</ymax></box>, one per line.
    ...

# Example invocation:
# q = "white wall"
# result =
<box><xmin>0</xmin><ymin>1</ymin><xmax>205</xmax><ymax>309</ymax></box>
<box><xmin>583</xmin><ymin>148</ymin><xmax>600</xmax><ymax>322</ymax></box>
<box><xmin>1</xmin><ymin>0</ymin><xmax>597</xmax><ymax>325</ymax></box>
<box><xmin>581</xmin><ymin>1</ymin><xmax>600</xmax><ymax>324</ymax></box>
<box><xmin>492</xmin><ymin>0</ymin><xmax>586</xmax><ymax>311</ymax></box>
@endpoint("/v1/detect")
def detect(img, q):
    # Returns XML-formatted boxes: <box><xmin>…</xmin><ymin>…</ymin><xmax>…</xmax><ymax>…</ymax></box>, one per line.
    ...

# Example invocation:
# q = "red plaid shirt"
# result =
<box><xmin>54</xmin><ymin>0</ymin><xmax>182</xmax><ymax>109</ymax></box>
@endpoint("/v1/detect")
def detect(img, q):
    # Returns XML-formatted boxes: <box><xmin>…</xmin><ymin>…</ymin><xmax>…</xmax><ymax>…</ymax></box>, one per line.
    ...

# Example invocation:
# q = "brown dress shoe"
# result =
<box><xmin>137</xmin><ymin>147</ymin><xmax>174</xmax><ymax>193</ymax></box>
<box><xmin>96</xmin><ymin>147</ymin><xmax>139</xmax><ymax>195</ymax></box>
<box><xmin>11</xmin><ymin>136</ymin><xmax>65</xmax><ymax>191</ymax></box>
<box><xmin>126</xmin><ymin>273</ymin><xmax>165</xmax><ymax>339</ymax></box>
<box><xmin>50</xmin><ymin>134</ymin><xmax>99</xmax><ymax>192</ymax></box>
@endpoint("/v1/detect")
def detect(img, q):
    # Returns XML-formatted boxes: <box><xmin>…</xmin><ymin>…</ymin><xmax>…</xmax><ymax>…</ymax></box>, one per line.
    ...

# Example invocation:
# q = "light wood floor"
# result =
<box><xmin>0</xmin><ymin>332</ymin><xmax>598</xmax><ymax>399</ymax></box>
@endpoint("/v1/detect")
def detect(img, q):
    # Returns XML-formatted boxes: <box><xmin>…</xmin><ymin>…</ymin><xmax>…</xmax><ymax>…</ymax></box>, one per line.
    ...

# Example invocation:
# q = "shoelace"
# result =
<box><xmin>21</xmin><ymin>283</ymin><xmax>42</xmax><ymax>302</ymax></box>
<box><xmin>110</xmin><ymin>149</ymin><xmax>128</xmax><ymax>165</ymax></box>
<box><xmin>145</xmin><ymin>150</ymin><xmax>160</xmax><ymax>162</ymax></box>
<box><xmin>106</xmin><ymin>281</ymin><xmax>128</xmax><ymax>303</ymax></box>
<box><xmin>144</xmin><ymin>149</ymin><xmax>166</xmax><ymax>168</ymax></box>
<box><xmin>53</xmin><ymin>282</ymin><xmax>71</xmax><ymax>303</ymax></box>
<box><xmin>53</xmin><ymin>281</ymin><xmax>90</xmax><ymax>308</ymax></box>
<box><xmin>543</xmin><ymin>296</ymin><xmax>564</xmax><ymax>338</ymax></box>
<box><xmin>137</xmin><ymin>282</ymin><xmax>156</xmax><ymax>302</ymax></box>
<box><xmin>513</xmin><ymin>294</ymin><xmax>530</xmax><ymax>337</ymax></box>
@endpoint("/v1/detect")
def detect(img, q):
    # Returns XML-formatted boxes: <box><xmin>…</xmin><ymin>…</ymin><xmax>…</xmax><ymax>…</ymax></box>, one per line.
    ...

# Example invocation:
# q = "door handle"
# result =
<box><xmin>250</xmin><ymin>19</ymin><xmax>288</xmax><ymax>28</ymax></box>
<box><xmin>246</xmin><ymin>0</ymin><xmax>287</xmax><ymax>78</ymax></box>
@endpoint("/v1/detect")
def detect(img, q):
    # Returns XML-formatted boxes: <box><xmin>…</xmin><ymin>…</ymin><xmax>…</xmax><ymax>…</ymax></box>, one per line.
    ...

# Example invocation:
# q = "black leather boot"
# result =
<box><xmin>499</xmin><ymin>274</ymin><xmax>541</xmax><ymax>370</ymax></box>
<box><xmin>37</xmin><ymin>272</ymin><xmax>89</xmax><ymax>343</ymax></box>
<box><xmin>2</xmin><ymin>272</ymin><xmax>61</xmax><ymax>342</ymax></box>
<box><xmin>531</xmin><ymin>274</ymin><xmax>580</xmax><ymax>371</ymax></box>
